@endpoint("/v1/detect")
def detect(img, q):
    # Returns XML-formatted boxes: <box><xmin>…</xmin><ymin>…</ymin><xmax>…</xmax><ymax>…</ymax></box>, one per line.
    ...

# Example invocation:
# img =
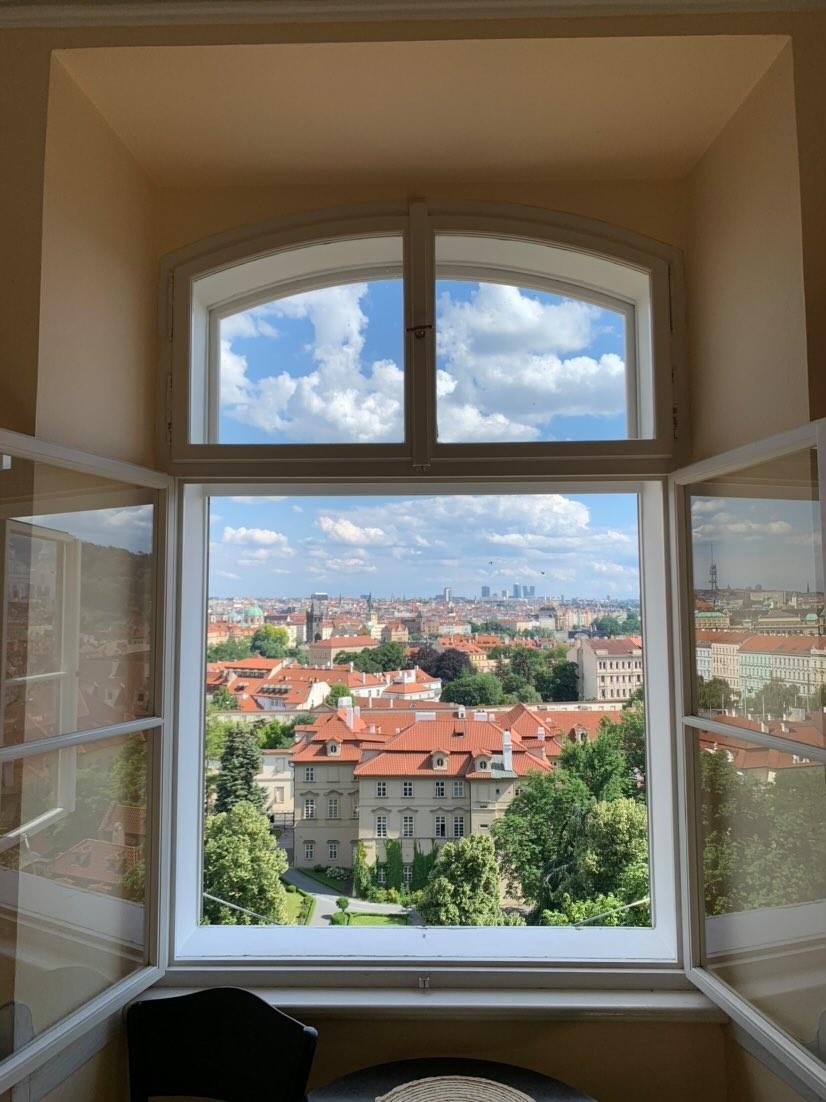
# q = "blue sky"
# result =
<box><xmin>218</xmin><ymin>279</ymin><xmax>627</xmax><ymax>444</ymax></box>
<box><xmin>208</xmin><ymin>492</ymin><xmax>641</xmax><ymax>599</ymax></box>
<box><xmin>691</xmin><ymin>495</ymin><xmax>823</xmax><ymax>593</ymax></box>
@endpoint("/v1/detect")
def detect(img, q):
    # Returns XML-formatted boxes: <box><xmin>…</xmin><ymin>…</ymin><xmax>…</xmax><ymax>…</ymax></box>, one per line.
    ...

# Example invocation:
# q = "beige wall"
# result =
<box><xmin>685</xmin><ymin>45</ymin><xmax>807</xmax><ymax>461</ymax></box>
<box><xmin>36</xmin><ymin>57</ymin><xmax>158</xmax><ymax>467</ymax></box>
<box><xmin>724</xmin><ymin>1028</ymin><xmax>808</xmax><ymax>1102</ymax></box>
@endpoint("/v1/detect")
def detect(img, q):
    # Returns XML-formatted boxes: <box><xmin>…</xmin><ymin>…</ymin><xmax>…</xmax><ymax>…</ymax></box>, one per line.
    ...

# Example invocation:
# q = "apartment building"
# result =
<box><xmin>256</xmin><ymin>748</ymin><xmax>294</xmax><ymax>821</ymax></box>
<box><xmin>737</xmin><ymin>634</ymin><xmax>826</xmax><ymax>700</ymax></box>
<box><xmin>568</xmin><ymin>637</ymin><xmax>644</xmax><ymax>703</ymax></box>
<box><xmin>290</xmin><ymin>700</ymin><xmax>627</xmax><ymax>873</ymax></box>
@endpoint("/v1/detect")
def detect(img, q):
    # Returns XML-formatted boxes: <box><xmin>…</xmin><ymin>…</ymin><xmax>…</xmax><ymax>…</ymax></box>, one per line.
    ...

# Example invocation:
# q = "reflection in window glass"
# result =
<box><xmin>217</xmin><ymin>277</ymin><xmax>404</xmax><ymax>445</ymax></box>
<box><xmin>0</xmin><ymin>458</ymin><xmax>156</xmax><ymax>745</ymax></box>
<box><xmin>698</xmin><ymin>729</ymin><xmax>826</xmax><ymax>1058</ymax></box>
<box><xmin>687</xmin><ymin>448</ymin><xmax>824</xmax><ymax>730</ymax></box>
<box><xmin>202</xmin><ymin>492</ymin><xmax>649</xmax><ymax>928</ymax></box>
<box><xmin>0</xmin><ymin>732</ymin><xmax>151</xmax><ymax>1049</ymax></box>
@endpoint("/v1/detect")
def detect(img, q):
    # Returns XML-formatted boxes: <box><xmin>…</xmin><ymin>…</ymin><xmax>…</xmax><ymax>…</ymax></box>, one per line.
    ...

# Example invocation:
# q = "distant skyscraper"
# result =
<box><xmin>501</xmin><ymin>589</ymin><xmax>508</xmax><ymax>599</ymax></box>
<box><xmin>443</xmin><ymin>586</ymin><xmax>452</xmax><ymax>603</ymax></box>
<box><xmin>526</xmin><ymin>585</ymin><xmax>536</xmax><ymax>598</ymax></box>
<box><xmin>481</xmin><ymin>585</ymin><xmax>491</xmax><ymax>599</ymax></box>
<box><xmin>512</xmin><ymin>584</ymin><xmax>521</xmax><ymax>599</ymax></box>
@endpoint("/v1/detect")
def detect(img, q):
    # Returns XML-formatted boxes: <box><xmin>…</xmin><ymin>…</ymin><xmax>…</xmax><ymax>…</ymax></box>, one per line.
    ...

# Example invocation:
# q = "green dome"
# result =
<box><xmin>244</xmin><ymin>605</ymin><xmax>263</xmax><ymax>620</ymax></box>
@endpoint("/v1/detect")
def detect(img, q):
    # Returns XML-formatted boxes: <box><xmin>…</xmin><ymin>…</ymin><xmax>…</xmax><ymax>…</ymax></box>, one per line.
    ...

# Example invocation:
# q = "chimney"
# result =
<box><xmin>457</xmin><ymin>705</ymin><xmax>466</xmax><ymax>719</ymax></box>
<box><xmin>349</xmin><ymin>662</ymin><xmax>354</xmax><ymax>673</ymax></box>
<box><xmin>536</xmin><ymin>725</ymin><xmax>545</xmax><ymax>742</ymax></box>
<box><xmin>503</xmin><ymin>729</ymin><xmax>513</xmax><ymax>773</ymax></box>
<box><xmin>354</xmin><ymin>705</ymin><xmax>361</xmax><ymax>723</ymax></box>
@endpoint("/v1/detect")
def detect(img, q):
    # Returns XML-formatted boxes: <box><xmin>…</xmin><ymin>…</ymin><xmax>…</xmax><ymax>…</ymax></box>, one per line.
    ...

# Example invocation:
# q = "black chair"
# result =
<box><xmin>126</xmin><ymin>987</ymin><xmax>318</xmax><ymax>1102</ymax></box>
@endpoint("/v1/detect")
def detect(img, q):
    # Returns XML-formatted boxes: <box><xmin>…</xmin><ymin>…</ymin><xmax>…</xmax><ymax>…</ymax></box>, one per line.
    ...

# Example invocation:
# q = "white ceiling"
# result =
<box><xmin>58</xmin><ymin>35</ymin><xmax>786</xmax><ymax>187</ymax></box>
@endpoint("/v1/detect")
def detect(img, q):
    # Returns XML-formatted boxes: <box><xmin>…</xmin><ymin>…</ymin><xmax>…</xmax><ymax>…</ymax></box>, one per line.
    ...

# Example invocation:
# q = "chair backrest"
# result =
<box><xmin>126</xmin><ymin>988</ymin><xmax>318</xmax><ymax>1102</ymax></box>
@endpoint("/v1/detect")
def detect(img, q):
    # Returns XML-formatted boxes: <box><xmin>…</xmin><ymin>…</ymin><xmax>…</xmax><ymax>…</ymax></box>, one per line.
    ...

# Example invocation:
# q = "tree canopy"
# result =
<box><xmin>697</xmin><ymin>676</ymin><xmax>737</xmax><ymax>712</ymax></box>
<box><xmin>203</xmin><ymin>801</ymin><xmax>288</xmax><ymax>925</ymax></box>
<box><xmin>325</xmin><ymin>682</ymin><xmax>352</xmax><ymax>706</ymax></box>
<box><xmin>250</xmin><ymin>624</ymin><xmax>289</xmax><ymax>658</ymax></box>
<box><xmin>215</xmin><ymin>725</ymin><xmax>265</xmax><ymax>813</ymax></box>
<box><xmin>440</xmin><ymin>672</ymin><xmax>504</xmax><ymax>706</ymax></box>
<box><xmin>410</xmin><ymin>646</ymin><xmax>472</xmax><ymax>684</ymax></box>
<box><xmin>334</xmin><ymin>640</ymin><xmax>406</xmax><ymax>673</ymax></box>
<box><xmin>417</xmin><ymin>835</ymin><xmax>506</xmax><ymax>926</ymax></box>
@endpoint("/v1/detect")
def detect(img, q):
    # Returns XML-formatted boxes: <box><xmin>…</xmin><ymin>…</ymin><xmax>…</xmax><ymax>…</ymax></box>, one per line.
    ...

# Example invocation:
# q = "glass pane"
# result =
<box><xmin>1</xmin><ymin>457</ymin><xmax>157</xmax><ymax>745</ymax></box>
<box><xmin>0</xmin><ymin>732</ymin><xmax>151</xmax><ymax>1050</ymax></box>
<box><xmin>698</xmin><ymin>728</ymin><xmax>826</xmax><ymax>1059</ymax></box>
<box><xmin>435</xmin><ymin>234</ymin><xmax>637</xmax><ymax>444</ymax></box>
<box><xmin>215</xmin><ymin>237</ymin><xmax>404</xmax><ymax>445</ymax></box>
<box><xmin>203</xmin><ymin>491</ymin><xmax>650</xmax><ymax>929</ymax></box>
<box><xmin>686</xmin><ymin>448</ymin><xmax>824</xmax><ymax>739</ymax></box>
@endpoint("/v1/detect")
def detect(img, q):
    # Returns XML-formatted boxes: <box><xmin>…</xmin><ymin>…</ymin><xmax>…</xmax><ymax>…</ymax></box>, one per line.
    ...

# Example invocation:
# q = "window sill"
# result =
<box><xmin>152</xmin><ymin>968</ymin><xmax>724</xmax><ymax>1021</ymax></box>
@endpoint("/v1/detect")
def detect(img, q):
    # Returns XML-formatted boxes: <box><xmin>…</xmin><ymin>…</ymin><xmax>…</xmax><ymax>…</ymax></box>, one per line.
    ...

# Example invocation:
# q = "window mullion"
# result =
<box><xmin>406</xmin><ymin>199</ymin><xmax>435</xmax><ymax>471</ymax></box>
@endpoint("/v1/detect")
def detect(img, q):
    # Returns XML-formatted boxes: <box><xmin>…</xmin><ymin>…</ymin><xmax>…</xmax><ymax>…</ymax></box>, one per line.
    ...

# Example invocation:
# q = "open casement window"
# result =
<box><xmin>671</xmin><ymin>419</ymin><xmax>826</xmax><ymax>1097</ymax></box>
<box><xmin>164</xmin><ymin>200</ymin><xmax>681</xmax><ymax>477</ymax></box>
<box><xmin>173</xmin><ymin>478</ymin><xmax>679</xmax><ymax>972</ymax></box>
<box><xmin>0</xmin><ymin>430</ymin><xmax>172</xmax><ymax>1095</ymax></box>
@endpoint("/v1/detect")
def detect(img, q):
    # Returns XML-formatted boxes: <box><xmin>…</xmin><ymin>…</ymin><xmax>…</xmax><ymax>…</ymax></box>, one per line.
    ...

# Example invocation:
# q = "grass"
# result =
<box><xmin>300</xmin><ymin>867</ymin><xmax>353</xmax><ymax>894</ymax></box>
<box><xmin>347</xmin><ymin>913</ymin><xmax>409</xmax><ymax>927</ymax></box>
<box><xmin>282</xmin><ymin>885</ymin><xmax>316</xmax><ymax>925</ymax></box>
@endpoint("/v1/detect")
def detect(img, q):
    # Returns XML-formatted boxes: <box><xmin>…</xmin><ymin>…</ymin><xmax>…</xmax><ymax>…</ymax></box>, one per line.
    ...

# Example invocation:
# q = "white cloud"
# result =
<box><xmin>219</xmin><ymin>286</ymin><xmax>404</xmax><ymax>443</ymax></box>
<box><xmin>436</xmin><ymin>283</ymin><xmax>626</xmax><ymax>442</ymax></box>
<box><xmin>309</xmin><ymin>555</ymin><xmax>377</xmax><ymax>575</ymax></box>
<box><xmin>317</xmin><ymin>515</ymin><xmax>390</xmax><ymax>546</ymax></box>
<box><xmin>222</xmin><ymin>526</ymin><xmax>293</xmax><ymax>554</ymax></box>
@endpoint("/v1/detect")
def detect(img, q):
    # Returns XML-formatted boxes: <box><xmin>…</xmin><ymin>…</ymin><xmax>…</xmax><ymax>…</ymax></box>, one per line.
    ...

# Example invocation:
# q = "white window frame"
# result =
<box><xmin>173</xmin><ymin>479</ymin><xmax>678</xmax><ymax>971</ymax></box>
<box><xmin>327</xmin><ymin>797</ymin><xmax>339</xmax><ymax>820</ymax></box>
<box><xmin>670</xmin><ymin>418</ymin><xmax>826</xmax><ymax>1098</ymax></box>
<box><xmin>452</xmin><ymin>780</ymin><xmax>464</xmax><ymax>798</ymax></box>
<box><xmin>375</xmin><ymin>814</ymin><xmax>388</xmax><ymax>839</ymax></box>
<box><xmin>161</xmin><ymin>199</ymin><xmax>682</xmax><ymax>478</ymax></box>
<box><xmin>402</xmin><ymin>814</ymin><xmax>414</xmax><ymax>839</ymax></box>
<box><xmin>402</xmin><ymin>780</ymin><xmax>413</xmax><ymax>797</ymax></box>
<box><xmin>0</xmin><ymin>428</ymin><xmax>173</xmax><ymax>1096</ymax></box>
<box><xmin>453</xmin><ymin>815</ymin><xmax>465</xmax><ymax>838</ymax></box>
<box><xmin>376</xmin><ymin>780</ymin><xmax>387</xmax><ymax>798</ymax></box>
<box><xmin>434</xmin><ymin>814</ymin><xmax>447</xmax><ymax>839</ymax></box>
<box><xmin>303</xmin><ymin>799</ymin><xmax>315</xmax><ymax>820</ymax></box>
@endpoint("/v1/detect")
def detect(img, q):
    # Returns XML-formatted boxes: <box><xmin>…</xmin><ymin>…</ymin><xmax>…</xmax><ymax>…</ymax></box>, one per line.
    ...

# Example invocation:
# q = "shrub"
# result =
<box><xmin>386</xmin><ymin>887</ymin><xmax>401</xmax><ymax>904</ymax></box>
<box><xmin>329</xmin><ymin>911</ymin><xmax>349</xmax><ymax>925</ymax></box>
<box><xmin>335</xmin><ymin>896</ymin><xmax>349</xmax><ymax>912</ymax></box>
<box><xmin>325</xmin><ymin>866</ymin><xmax>348</xmax><ymax>881</ymax></box>
<box><xmin>285</xmin><ymin>883</ymin><xmax>298</xmax><ymax>893</ymax></box>
<box><xmin>367</xmin><ymin>886</ymin><xmax>388</xmax><ymax>903</ymax></box>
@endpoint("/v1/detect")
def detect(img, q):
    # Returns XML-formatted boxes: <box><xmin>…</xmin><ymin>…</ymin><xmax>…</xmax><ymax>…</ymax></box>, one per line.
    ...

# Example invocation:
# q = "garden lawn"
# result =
<box><xmin>347</xmin><ymin>913</ymin><xmax>409</xmax><ymax>927</ymax></box>
<box><xmin>301</xmin><ymin>868</ymin><xmax>353</xmax><ymax>893</ymax></box>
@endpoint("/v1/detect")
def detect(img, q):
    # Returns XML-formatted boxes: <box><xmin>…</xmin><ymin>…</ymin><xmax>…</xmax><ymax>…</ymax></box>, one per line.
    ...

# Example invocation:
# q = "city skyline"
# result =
<box><xmin>207</xmin><ymin>492</ymin><xmax>641</xmax><ymax>600</ymax></box>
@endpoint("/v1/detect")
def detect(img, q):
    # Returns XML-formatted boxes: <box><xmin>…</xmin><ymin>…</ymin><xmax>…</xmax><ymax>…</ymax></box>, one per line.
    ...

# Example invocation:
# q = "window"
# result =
<box><xmin>328</xmin><ymin>841</ymin><xmax>338</xmax><ymax>862</ymax></box>
<box><xmin>402</xmin><ymin>814</ymin><xmax>414</xmax><ymax>838</ymax></box>
<box><xmin>673</xmin><ymin>421</ymin><xmax>826</xmax><ymax>1091</ymax></box>
<box><xmin>167</xmin><ymin>200</ymin><xmax>676</xmax><ymax>469</ymax></box>
<box><xmin>304</xmin><ymin>766</ymin><xmax>315</xmax><ymax>782</ymax></box>
<box><xmin>327</xmin><ymin>797</ymin><xmax>339</xmax><ymax>820</ymax></box>
<box><xmin>303</xmin><ymin>799</ymin><xmax>315</xmax><ymax>820</ymax></box>
<box><xmin>452</xmin><ymin>780</ymin><xmax>464</xmax><ymax>798</ymax></box>
<box><xmin>377</xmin><ymin>867</ymin><xmax>386</xmax><ymax>885</ymax></box>
<box><xmin>170</xmin><ymin>204</ymin><xmax>680</xmax><ymax>979</ymax></box>
<box><xmin>0</xmin><ymin>433</ymin><xmax>168</xmax><ymax>1080</ymax></box>
<box><xmin>403</xmin><ymin>864</ymin><xmax>413</xmax><ymax>887</ymax></box>
<box><xmin>402</xmin><ymin>780</ymin><xmax>413</xmax><ymax>797</ymax></box>
<box><xmin>453</xmin><ymin>815</ymin><xmax>465</xmax><ymax>838</ymax></box>
<box><xmin>304</xmin><ymin>841</ymin><xmax>314</xmax><ymax>862</ymax></box>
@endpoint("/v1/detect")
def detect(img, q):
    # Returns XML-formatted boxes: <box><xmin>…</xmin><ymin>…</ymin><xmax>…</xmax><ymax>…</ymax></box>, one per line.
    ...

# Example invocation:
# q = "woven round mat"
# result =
<box><xmin>376</xmin><ymin>1076</ymin><xmax>535</xmax><ymax>1102</ymax></box>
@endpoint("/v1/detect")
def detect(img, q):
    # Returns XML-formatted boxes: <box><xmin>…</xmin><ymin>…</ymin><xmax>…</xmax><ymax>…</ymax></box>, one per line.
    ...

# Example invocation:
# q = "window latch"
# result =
<box><xmin>418</xmin><ymin>975</ymin><xmax>431</xmax><ymax>993</ymax></box>
<box><xmin>406</xmin><ymin>324</ymin><xmax>433</xmax><ymax>340</ymax></box>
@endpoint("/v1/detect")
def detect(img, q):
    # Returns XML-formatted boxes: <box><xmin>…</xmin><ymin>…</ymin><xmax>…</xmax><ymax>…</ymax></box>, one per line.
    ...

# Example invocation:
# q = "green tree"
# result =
<box><xmin>599</xmin><ymin>707</ymin><xmax>647</xmax><ymax>799</ymax></box>
<box><xmin>215</xmin><ymin>725</ymin><xmax>265</xmax><ymax>813</ymax></box>
<box><xmin>697</xmin><ymin>676</ymin><xmax>737</xmax><ymax>712</ymax></box>
<box><xmin>508</xmin><ymin>646</ymin><xmax>546</xmax><ymax>685</ymax></box>
<box><xmin>207</xmin><ymin>637</ymin><xmax>253</xmax><ymax>661</ymax></box>
<box><xmin>252</xmin><ymin>716</ymin><xmax>303</xmax><ymax>750</ymax></box>
<box><xmin>209</xmin><ymin>686</ymin><xmax>238</xmax><ymax>712</ymax></box>
<box><xmin>558</xmin><ymin>727</ymin><xmax>630</xmax><ymax>801</ymax></box>
<box><xmin>251</xmin><ymin>624</ymin><xmax>289</xmax><ymax>658</ymax></box>
<box><xmin>112</xmin><ymin>733</ymin><xmax>147</xmax><ymax>805</ymax></box>
<box><xmin>417</xmin><ymin>836</ymin><xmax>504</xmax><ymax>926</ymax></box>
<box><xmin>440</xmin><ymin>672</ymin><xmax>504</xmax><ymax>706</ymax></box>
<box><xmin>203</xmin><ymin>801</ymin><xmax>287</xmax><ymax>925</ymax></box>
<box><xmin>745</xmin><ymin>677</ymin><xmax>799</xmax><ymax>717</ymax></box>
<box><xmin>491</xmin><ymin>770</ymin><xmax>591</xmax><ymax>910</ymax></box>
<box><xmin>384</xmin><ymin>838</ymin><xmax>403</xmax><ymax>891</ymax></box>
<box><xmin>535</xmin><ymin>661</ymin><xmax>579</xmax><ymax>702</ymax></box>
<box><xmin>501</xmin><ymin>674</ymin><xmax>541</xmax><ymax>704</ymax></box>
<box><xmin>591</xmin><ymin>617</ymin><xmax>624</xmax><ymax>637</ymax></box>
<box><xmin>541</xmin><ymin>892</ymin><xmax>629</xmax><ymax>927</ymax></box>
<box><xmin>352</xmin><ymin>840</ymin><xmax>372</xmax><ymax>898</ymax></box>
<box><xmin>325</xmin><ymin>682</ymin><xmax>352</xmax><ymax>706</ymax></box>
<box><xmin>563</xmin><ymin>798</ymin><xmax>649</xmax><ymax>920</ymax></box>
<box><xmin>411</xmin><ymin>842</ymin><xmax>437</xmax><ymax>890</ymax></box>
